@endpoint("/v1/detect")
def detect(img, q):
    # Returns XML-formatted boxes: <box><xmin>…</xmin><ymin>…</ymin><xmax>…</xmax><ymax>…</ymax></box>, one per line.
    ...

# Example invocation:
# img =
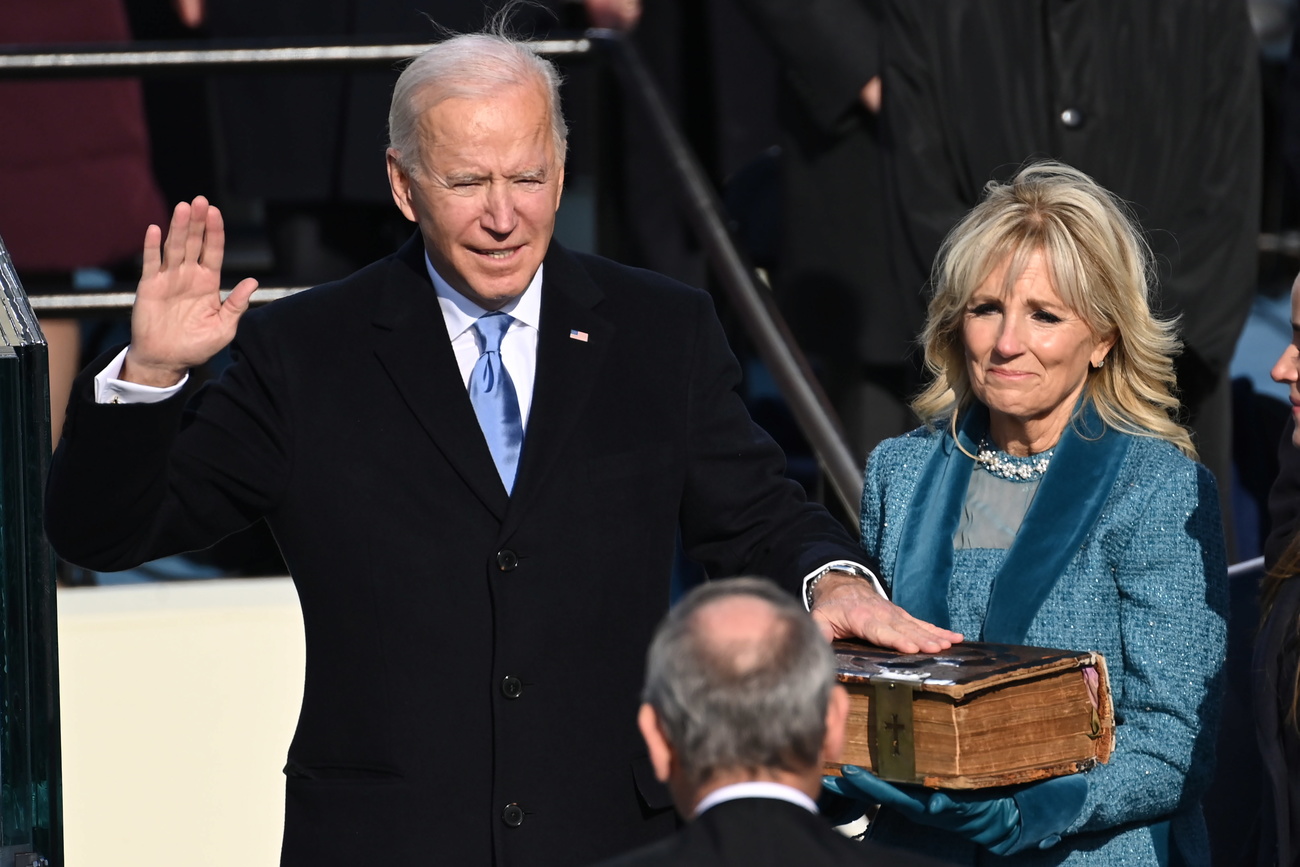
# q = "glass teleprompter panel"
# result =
<box><xmin>0</xmin><ymin>236</ymin><xmax>61</xmax><ymax>867</ymax></box>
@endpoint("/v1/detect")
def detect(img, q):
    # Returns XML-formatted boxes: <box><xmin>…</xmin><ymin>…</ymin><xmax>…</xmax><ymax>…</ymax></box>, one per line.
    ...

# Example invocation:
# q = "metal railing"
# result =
<box><xmin>597</xmin><ymin>36</ymin><xmax>863</xmax><ymax>513</ymax></box>
<box><xmin>1228</xmin><ymin>555</ymin><xmax>1264</xmax><ymax>577</ymax></box>
<box><xmin>27</xmin><ymin>288</ymin><xmax>303</xmax><ymax>317</ymax></box>
<box><xmin>0</xmin><ymin>38</ymin><xmax>592</xmax><ymax>76</ymax></box>
<box><xmin>2</xmin><ymin>32</ymin><xmax>864</xmax><ymax>514</ymax></box>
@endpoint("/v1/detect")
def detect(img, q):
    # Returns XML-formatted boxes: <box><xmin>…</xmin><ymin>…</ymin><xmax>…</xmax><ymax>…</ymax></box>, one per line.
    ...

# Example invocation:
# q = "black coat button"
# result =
<box><xmin>496</xmin><ymin>549</ymin><xmax>518</xmax><ymax>571</ymax></box>
<box><xmin>1059</xmin><ymin>107</ymin><xmax>1084</xmax><ymax>129</ymax></box>
<box><xmin>501</xmin><ymin>676</ymin><xmax>523</xmax><ymax>699</ymax></box>
<box><xmin>502</xmin><ymin>803</ymin><xmax>525</xmax><ymax>827</ymax></box>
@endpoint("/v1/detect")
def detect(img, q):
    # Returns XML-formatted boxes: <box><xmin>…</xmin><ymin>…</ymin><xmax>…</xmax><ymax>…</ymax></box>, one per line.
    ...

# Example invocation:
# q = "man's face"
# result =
<box><xmin>387</xmin><ymin>82</ymin><xmax>564</xmax><ymax>310</ymax></box>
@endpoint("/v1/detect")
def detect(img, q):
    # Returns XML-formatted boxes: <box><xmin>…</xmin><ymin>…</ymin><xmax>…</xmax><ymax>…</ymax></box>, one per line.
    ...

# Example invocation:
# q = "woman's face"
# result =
<box><xmin>962</xmin><ymin>250</ymin><xmax>1114</xmax><ymax>454</ymax></box>
<box><xmin>1270</xmin><ymin>273</ymin><xmax>1300</xmax><ymax>448</ymax></box>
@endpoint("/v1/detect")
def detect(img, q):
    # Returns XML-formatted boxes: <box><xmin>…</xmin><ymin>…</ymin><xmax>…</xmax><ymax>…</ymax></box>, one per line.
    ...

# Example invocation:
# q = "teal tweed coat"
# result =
<box><xmin>860</xmin><ymin>421</ymin><xmax>1228</xmax><ymax>867</ymax></box>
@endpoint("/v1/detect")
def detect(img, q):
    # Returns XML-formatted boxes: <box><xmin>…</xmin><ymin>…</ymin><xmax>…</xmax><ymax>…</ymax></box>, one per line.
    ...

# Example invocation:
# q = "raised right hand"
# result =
<box><xmin>122</xmin><ymin>197</ymin><xmax>258</xmax><ymax>387</ymax></box>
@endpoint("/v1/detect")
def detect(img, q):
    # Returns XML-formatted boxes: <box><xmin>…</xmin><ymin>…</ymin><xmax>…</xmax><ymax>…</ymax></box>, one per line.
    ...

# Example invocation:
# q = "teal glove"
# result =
<box><xmin>822</xmin><ymin>765</ymin><xmax>1087</xmax><ymax>856</ymax></box>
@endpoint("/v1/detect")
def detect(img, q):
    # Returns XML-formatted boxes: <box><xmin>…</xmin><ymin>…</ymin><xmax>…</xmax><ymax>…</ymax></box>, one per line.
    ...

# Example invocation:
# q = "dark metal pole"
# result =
<box><xmin>596</xmin><ymin>33</ymin><xmax>864</xmax><ymax>516</ymax></box>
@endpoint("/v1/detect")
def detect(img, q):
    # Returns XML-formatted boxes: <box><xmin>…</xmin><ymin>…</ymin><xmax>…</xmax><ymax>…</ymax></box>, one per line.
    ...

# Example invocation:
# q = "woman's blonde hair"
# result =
<box><xmin>912</xmin><ymin>161</ymin><xmax>1195</xmax><ymax>458</ymax></box>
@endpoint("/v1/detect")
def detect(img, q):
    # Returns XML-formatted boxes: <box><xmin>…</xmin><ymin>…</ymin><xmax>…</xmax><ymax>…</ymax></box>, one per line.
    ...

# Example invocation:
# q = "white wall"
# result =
<box><xmin>57</xmin><ymin>578</ymin><xmax>305</xmax><ymax>866</ymax></box>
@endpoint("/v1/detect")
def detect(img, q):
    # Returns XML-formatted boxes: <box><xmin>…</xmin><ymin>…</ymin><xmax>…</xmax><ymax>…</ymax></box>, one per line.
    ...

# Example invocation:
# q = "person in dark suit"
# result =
<box><xmin>43</xmin><ymin>26</ymin><xmax>959</xmax><ymax>867</ymax></box>
<box><xmin>588</xmin><ymin>576</ymin><xmax>939</xmax><ymax>867</ymax></box>
<box><xmin>731</xmin><ymin>1</ymin><xmax>1260</xmax><ymax>527</ymax></box>
<box><xmin>1256</xmin><ymin>271</ymin><xmax>1300</xmax><ymax>867</ymax></box>
<box><xmin>731</xmin><ymin>0</ymin><xmax>918</xmax><ymax>464</ymax></box>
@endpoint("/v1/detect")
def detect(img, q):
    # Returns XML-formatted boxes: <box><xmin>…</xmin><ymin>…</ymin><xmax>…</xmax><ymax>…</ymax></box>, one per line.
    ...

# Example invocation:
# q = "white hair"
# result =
<box><xmin>387</xmin><ymin>31</ymin><xmax>567</xmax><ymax>176</ymax></box>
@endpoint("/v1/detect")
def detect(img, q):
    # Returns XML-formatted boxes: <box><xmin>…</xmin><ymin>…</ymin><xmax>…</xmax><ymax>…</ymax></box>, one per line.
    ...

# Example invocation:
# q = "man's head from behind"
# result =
<box><xmin>386</xmin><ymin>30</ymin><xmax>568</xmax><ymax>311</ymax></box>
<box><xmin>638</xmin><ymin>578</ymin><xmax>849</xmax><ymax>814</ymax></box>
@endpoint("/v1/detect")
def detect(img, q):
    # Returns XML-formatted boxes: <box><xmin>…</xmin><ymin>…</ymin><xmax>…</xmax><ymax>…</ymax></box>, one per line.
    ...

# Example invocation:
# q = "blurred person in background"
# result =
<box><xmin>0</xmin><ymin>0</ymin><xmax>167</xmax><ymax>447</ymax></box>
<box><xmin>733</xmin><ymin>0</ymin><xmax>1260</xmax><ymax>538</ymax></box>
<box><xmin>1257</xmin><ymin>268</ymin><xmax>1300</xmax><ymax>867</ymax></box>
<box><xmin>731</xmin><ymin>0</ymin><xmax>912</xmax><ymax>465</ymax></box>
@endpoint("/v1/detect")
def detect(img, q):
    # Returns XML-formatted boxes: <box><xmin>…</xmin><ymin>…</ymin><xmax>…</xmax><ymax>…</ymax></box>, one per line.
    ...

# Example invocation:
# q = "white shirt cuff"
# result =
<box><xmin>801</xmin><ymin>560</ymin><xmax>886</xmax><ymax>611</ymax></box>
<box><xmin>93</xmin><ymin>346</ymin><xmax>189</xmax><ymax>405</ymax></box>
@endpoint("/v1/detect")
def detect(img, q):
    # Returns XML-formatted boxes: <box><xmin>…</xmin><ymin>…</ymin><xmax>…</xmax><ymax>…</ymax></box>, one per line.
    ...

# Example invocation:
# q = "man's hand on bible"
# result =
<box><xmin>123</xmin><ymin>197</ymin><xmax>258</xmax><ymax>388</ymax></box>
<box><xmin>809</xmin><ymin>570</ymin><xmax>962</xmax><ymax>653</ymax></box>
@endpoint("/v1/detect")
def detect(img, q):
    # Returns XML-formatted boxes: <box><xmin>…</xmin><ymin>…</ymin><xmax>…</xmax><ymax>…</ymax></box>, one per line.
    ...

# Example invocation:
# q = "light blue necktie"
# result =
<box><xmin>469</xmin><ymin>312</ymin><xmax>523</xmax><ymax>493</ymax></box>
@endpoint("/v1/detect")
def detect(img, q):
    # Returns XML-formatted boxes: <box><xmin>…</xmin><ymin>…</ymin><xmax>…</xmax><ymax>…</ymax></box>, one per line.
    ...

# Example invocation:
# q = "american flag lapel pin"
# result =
<box><xmin>569</xmin><ymin>329</ymin><xmax>589</xmax><ymax>343</ymax></box>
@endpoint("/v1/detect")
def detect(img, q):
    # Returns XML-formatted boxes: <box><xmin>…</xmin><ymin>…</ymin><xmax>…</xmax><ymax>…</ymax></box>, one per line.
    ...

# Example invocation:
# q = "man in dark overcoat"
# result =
<box><xmin>44</xmin><ymin>29</ymin><xmax>957</xmax><ymax>867</ymax></box>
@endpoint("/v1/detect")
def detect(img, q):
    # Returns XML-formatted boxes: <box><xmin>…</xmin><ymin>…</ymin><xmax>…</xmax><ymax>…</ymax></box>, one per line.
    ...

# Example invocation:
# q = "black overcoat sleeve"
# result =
<box><xmin>670</xmin><ymin>282</ymin><xmax>869</xmax><ymax>590</ymax></box>
<box><xmin>45</xmin><ymin>315</ymin><xmax>291</xmax><ymax>571</ymax></box>
<box><xmin>730</xmin><ymin>0</ymin><xmax>880</xmax><ymax>133</ymax></box>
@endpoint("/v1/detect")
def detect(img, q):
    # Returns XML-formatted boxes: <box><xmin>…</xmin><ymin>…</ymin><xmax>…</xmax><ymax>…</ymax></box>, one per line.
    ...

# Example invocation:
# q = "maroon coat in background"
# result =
<box><xmin>0</xmin><ymin>0</ymin><xmax>165</xmax><ymax>272</ymax></box>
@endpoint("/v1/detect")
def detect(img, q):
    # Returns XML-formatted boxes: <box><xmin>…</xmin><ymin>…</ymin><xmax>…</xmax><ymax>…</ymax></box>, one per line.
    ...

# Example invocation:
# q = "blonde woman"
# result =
<box><xmin>828</xmin><ymin>162</ymin><xmax>1228</xmax><ymax>866</ymax></box>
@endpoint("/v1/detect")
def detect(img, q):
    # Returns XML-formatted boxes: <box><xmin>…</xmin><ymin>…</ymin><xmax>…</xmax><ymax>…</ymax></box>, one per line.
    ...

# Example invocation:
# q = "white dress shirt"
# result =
<box><xmin>428</xmin><ymin>253</ymin><xmax>541</xmax><ymax>428</ymax></box>
<box><xmin>693</xmin><ymin>781</ymin><xmax>819</xmax><ymax>817</ymax></box>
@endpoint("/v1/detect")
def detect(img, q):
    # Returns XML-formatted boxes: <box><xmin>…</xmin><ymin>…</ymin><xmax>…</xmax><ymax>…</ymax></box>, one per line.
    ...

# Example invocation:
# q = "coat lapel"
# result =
<box><xmin>370</xmin><ymin>235</ymin><xmax>509</xmax><ymax>521</ymax></box>
<box><xmin>981</xmin><ymin>405</ymin><xmax>1130</xmax><ymax>643</ymax></box>
<box><xmin>890</xmin><ymin>402</ymin><xmax>1132</xmax><ymax>644</ymax></box>
<box><xmin>891</xmin><ymin>409</ymin><xmax>981</xmax><ymax>628</ymax></box>
<box><xmin>502</xmin><ymin>244</ymin><xmax>610</xmax><ymax>535</ymax></box>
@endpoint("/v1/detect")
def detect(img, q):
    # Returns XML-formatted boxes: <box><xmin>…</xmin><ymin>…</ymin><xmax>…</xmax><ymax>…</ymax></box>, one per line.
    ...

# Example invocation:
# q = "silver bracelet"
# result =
<box><xmin>800</xmin><ymin>564</ymin><xmax>873</xmax><ymax>610</ymax></box>
<box><xmin>805</xmin><ymin>570</ymin><xmax>829</xmax><ymax>609</ymax></box>
<box><xmin>806</xmin><ymin>564</ymin><xmax>868</xmax><ymax>609</ymax></box>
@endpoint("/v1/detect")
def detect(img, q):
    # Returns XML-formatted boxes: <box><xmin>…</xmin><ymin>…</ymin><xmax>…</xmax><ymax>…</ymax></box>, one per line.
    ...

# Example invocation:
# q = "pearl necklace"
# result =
<box><xmin>975</xmin><ymin>440</ymin><xmax>1054</xmax><ymax>481</ymax></box>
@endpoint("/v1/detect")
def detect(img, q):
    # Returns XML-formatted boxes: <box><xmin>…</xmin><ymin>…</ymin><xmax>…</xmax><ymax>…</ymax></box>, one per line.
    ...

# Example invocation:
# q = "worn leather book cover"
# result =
<box><xmin>826</xmin><ymin>640</ymin><xmax>1114</xmax><ymax>790</ymax></box>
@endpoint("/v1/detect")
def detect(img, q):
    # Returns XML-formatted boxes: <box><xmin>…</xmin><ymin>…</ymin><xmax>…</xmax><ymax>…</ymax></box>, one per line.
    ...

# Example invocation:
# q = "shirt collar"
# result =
<box><xmin>693</xmin><ymin>781</ymin><xmax>818</xmax><ymax>817</ymax></box>
<box><xmin>426</xmin><ymin>251</ymin><xmax>544</xmax><ymax>341</ymax></box>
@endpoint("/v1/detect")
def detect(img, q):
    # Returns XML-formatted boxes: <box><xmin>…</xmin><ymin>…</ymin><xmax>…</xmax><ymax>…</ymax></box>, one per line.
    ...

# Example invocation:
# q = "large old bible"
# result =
<box><xmin>827</xmin><ymin>640</ymin><xmax>1114</xmax><ymax>789</ymax></box>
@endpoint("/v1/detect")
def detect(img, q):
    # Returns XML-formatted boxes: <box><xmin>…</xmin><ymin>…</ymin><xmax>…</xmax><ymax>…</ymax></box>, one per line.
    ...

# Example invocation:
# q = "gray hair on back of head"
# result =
<box><xmin>387</xmin><ymin>9</ymin><xmax>568</xmax><ymax>177</ymax></box>
<box><xmin>642</xmin><ymin>577</ymin><xmax>836</xmax><ymax>791</ymax></box>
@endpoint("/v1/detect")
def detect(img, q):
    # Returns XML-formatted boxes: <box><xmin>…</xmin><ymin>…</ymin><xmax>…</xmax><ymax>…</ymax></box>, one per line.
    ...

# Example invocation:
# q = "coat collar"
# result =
<box><xmin>891</xmin><ymin>401</ymin><xmax>1131</xmax><ymax>643</ymax></box>
<box><xmin>369</xmin><ymin>235</ymin><xmax>610</xmax><ymax>529</ymax></box>
<box><xmin>500</xmin><ymin>242</ymin><xmax>610</xmax><ymax>537</ymax></box>
<box><xmin>371</xmin><ymin>234</ymin><xmax>509</xmax><ymax>519</ymax></box>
